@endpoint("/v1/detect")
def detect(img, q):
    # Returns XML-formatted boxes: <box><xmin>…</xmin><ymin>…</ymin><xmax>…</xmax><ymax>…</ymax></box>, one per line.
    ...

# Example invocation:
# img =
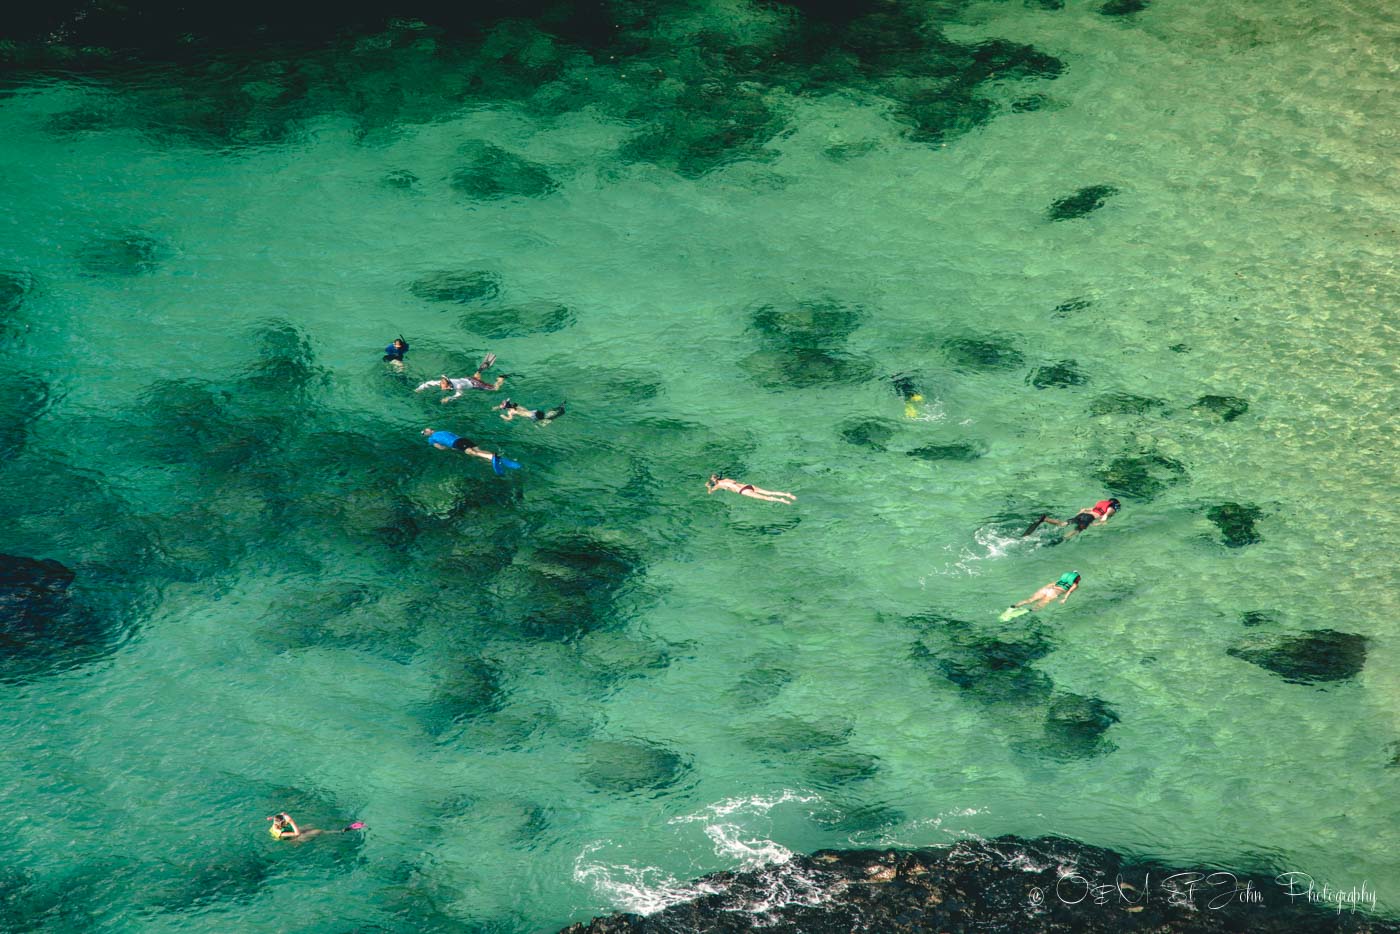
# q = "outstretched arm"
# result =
<box><xmin>414</xmin><ymin>381</ymin><xmax>437</xmax><ymax>392</ymax></box>
<box><xmin>1060</xmin><ymin>582</ymin><xmax>1078</xmax><ymax>603</ymax></box>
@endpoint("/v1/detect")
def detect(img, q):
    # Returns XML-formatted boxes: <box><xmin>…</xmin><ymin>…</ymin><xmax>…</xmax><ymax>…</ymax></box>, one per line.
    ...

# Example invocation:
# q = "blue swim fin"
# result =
<box><xmin>492</xmin><ymin>454</ymin><xmax>521</xmax><ymax>475</ymax></box>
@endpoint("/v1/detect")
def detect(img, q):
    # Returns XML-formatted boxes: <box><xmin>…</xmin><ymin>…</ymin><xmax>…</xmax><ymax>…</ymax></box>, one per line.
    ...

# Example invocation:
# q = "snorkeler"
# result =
<box><xmin>422</xmin><ymin>428</ymin><xmax>520</xmax><ymax>473</ymax></box>
<box><xmin>414</xmin><ymin>353</ymin><xmax>505</xmax><ymax>402</ymax></box>
<box><xmin>1023</xmin><ymin>498</ymin><xmax>1120</xmax><ymax>538</ymax></box>
<box><xmin>706</xmin><ymin>475</ymin><xmax>796</xmax><ymax>504</ymax></box>
<box><xmin>498</xmin><ymin>398</ymin><xmax>565</xmax><ymax>425</ymax></box>
<box><xmin>267</xmin><ymin>812</ymin><xmax>364</xmax><ymax>841</ymax></box>
<box><xmin>383</xmin><ymin>336</ymin><xmax>409</xmax><ymax>365</ymax></box>
<box><xmin>892</xmin><ymin>374</ymin><xmax>925</xmax><ymax>418</ymax></box>
<box><xmin>1011</xmin><ymin>571</ymin><xmax>1081</xmax><ymax>612</ymax></box>
<box><xmin>422</xmin><ymin>427</ymin><xmax>494</xmax><ymax>461</ymax></box>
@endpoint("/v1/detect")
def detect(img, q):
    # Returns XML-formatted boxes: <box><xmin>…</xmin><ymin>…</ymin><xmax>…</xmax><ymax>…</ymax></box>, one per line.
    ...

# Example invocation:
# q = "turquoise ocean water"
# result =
<box><xmin>1</xmin><ymin>0</ymin><xmax>1398</xmax><ymax>929</ymax></box>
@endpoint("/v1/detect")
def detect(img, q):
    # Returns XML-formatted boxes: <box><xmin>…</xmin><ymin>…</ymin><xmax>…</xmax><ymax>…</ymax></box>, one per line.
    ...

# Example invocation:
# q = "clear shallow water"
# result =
<box><xmin>1</xmin><ymin>0</ymin><xmax>1397</xmax><ymax>929</ymax></box>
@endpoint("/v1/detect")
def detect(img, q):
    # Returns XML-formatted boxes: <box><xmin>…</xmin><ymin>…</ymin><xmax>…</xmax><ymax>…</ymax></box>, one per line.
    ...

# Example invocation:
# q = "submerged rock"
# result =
<box><xmin>917</xmin><ymin>622</ymin><xmax>1056</xmax><ymax>707</ymax></box>
<box><xmin>1193</xmin><ymin>394</ymin><xmax>1250</xmax><ymax>422</ymax></box>
<box><xmin>1088</xmin><ymin>392</ymin><xmax>1165</xmax><ymax>416</ymax></box>
<box><xmin>726</xmin><ymin>665</ymin><xmax>793</xmax><ymax>707</ymax></box>
<box><xmin>1042</xmin><ymin>692</ymin><xmax>1119</xmax><ymax>759</ymax></box>
<box><xmin>1028</xmin><ymin>360</ymin><xmax>1087</xmax><ymax>389</ymax></box>
<box><xmin>1240</xmin><ymin>610</ymin><xmax>1276</xmax><ymax>627</ymax></box>
<box><xmin>906</xmin><ymin>442</ymin><xmax>985</xmax><ymax>462</ymax></box>
<box><xmin>0</xmin><ymin>554</ymin><xmax>117</xmax><ymax>683</ymax></box>
<box><xmin>459</xmin><ymin>301</ymin><xmax>575</xmax><ymax>338</ymax></box>
<box><xmin>451</xmin><ymin>141</ymin><xmax>558</xmax><ymax>200</ymax></box>
<box><xmin>1052</xmin><ymin>297</ymin><xmax>1092</xmax><ymax>317</ymax></box>
<box><xmin>1094</xmin><ymin>453</ymin><xmax>1187</xmax><ymax>500</ymax></box>
<box><xmin>410</xmin><ymin>270</ymin><xmax>502</xmax><ymax>305</ymax></box>
<box><xmin>1101</xmin><ymin>0</ymin><xmax>1151</xmax><ymax>14</ymax></box>
<box><xmin>0</xmin><ymin>373</ymin><xmax>50</xmax><ymax>459</ymax></box>
<box><xmin>580</xmin><ymin>739</ymin><xmax>689</xmax><ymax>794</ymax></box>
<box><xmin>940</xmin><ymin>336</ymin><xmax>1023</xmax><ymax>371</ymax></box>
<box><xmin>1228</xmin><ymin>630</ymin><xmax>1368</xmax><ymax>685</ymax></box>
<box><xmin>0</xmin><ymin>270</ymin><xmax>32</xmax><ymax>323</ymax></box>
<box><xmin>77</xmin><ymin>229</ymin><xmax>168</xmax><ymax>276</ymax></box>
<box><xmin>1046</xmin><ymin>184</ymin><xmax>1118</xmax><ymax>221</ymax></box>
<box><xmin>381</xmin><ymin>168</ymin><xmax>418</xmax><ymax>189</ymax></box>
<box><xmin>560</xmin><ymin>835</ymin><xmax>1399</xmax><ymax>933</ymax></box>
<box><xmin>419</xmin><ymin>657</ymin><xmax>504</xmax><ymax>739</ymax></box>
<box><xmin>750</xmin><ymin>300</ymin><xmax>865</xmax><ymax>349</ymax></box>
<box><xmin>1206</xmin><ymin>502</ymin><xmax>1264</xmax><ymax>548</ymax></box>
<box><xmin>839</xmin><ymin>418</ymin><xmax>897</xmax><ymax>452</ymax></box>
<box><xmin>740</xmin><ymin>348</ymin><xmax>873</xmax><ymax>389</ymax></box>
<box><xmin>743</xmin><ymin>716</ymin><xmax>851</xmax><ymax>755</ymax></box>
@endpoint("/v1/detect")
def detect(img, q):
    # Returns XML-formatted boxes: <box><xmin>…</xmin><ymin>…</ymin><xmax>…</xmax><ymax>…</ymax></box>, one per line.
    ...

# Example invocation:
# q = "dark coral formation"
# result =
<box><xmin>1193</xmin><ymin>394</ymin><xmax>1250</xmax><ymax>422</ymax></box>
<box><xmin>839</xmin><ymin>418</ymin><xmax>897</xmax><ymax>452</ymax></box>
<box><xmin>1042</xmin><ymin>691</ymin><xmax>1119</xmax><ymax>759</ymax></box>
<box><xmin>1101</xmin><ymin>0</ymin><xmax>1151</xmax><ymax>15</ymax></box>
<box><xmin>1028</xmin><ymin>359</ymin><xmax>1087</xmax><ymax>389</ymax></box>
<box><xmin>1052</xmin><ymin>297</ymin><xmax>1092</xmax><ymax>317</ymax></box>
<box><xmin>940</xmin><ymin>336</ymin><xmax>1023</xmax><ymax>371</ymax></box>
<box><xmin>906</xmin><ymin>442</ymin><xmax>986</xmax><ymax>462</ymax></box>
<box><xmin>451</xmin><ymin>141</ymin><xmax>558</xmax><ymax>200</ymax></box>
<box><xmin>561</xmin><ymin>835</ymin><xmax>1398</xmax><ymax>933</ymax></box>
<box><xmin>4</xmin><ymin>1</ymin><xmax>1064</xmax><ymax>172</ymax></box>
<box><xmin>0</xmin><ymin>554</ymin><xmax>118</xmax><ymax>683</ymax></box>
<box><xmin>460</xmin><ymin>302</ymin><xmax>575</xmax><ymax>338</ymax></box>
<box><xmin>580</xmin><ymin>739</ymin><xmax>690</xmax><ymax>794</ymax></box>
<box><xmin>76</xmin><ymin>229</ymin><xmax>169</xmax><ymax>277</ymax></box>
<box><xmin>410</xmin><ymin>270</ymin><xmax>503</xmax><ymax>305</ymax></box>
<box><xmin>1228</xmin><ymin>630</ymin><xmax>1368</xmax><ymax>685</ymax></box>
<box><xmin>1206</xmin><ymin>502</ymin><xmax>1263</xmax><ymax>548</ymax></box>
<box><xmin>1094</xmin><ymin>453</ymin><xmax>1187</xmax><ymax>500</ymax></box>
<box><xmin>1089</xmin><ymin>392</ymin><xmax>1165</xmax><ymax>416</ymax></box>
<box><xmin>1047</xmin><ymin>184</ymin><xmax>1118</xmax><ymax>221</ymax></box>
<box><xmin>743</xmin><ymin>299</ymin><xmax>872</xmax><ymax>389</ymax></box>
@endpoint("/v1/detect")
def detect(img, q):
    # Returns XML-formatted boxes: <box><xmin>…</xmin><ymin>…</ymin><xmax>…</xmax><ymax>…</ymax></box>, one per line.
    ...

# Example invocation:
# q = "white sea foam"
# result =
<box><xmin>920</xmin><ymin>524</ymin><xmax>1031</xmax><ymax>582</ymax></box>
<box><xmin>574</xmin><ymin>791</ymin><xmax>823</xmax><ymax>916</ymax></box>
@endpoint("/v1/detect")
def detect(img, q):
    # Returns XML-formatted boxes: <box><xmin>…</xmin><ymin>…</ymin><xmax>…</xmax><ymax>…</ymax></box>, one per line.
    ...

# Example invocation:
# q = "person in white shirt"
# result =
<box><xmin>415</xmin><ymin>353</ymin><xmax>505</xmax><ymax>402</ymax></box>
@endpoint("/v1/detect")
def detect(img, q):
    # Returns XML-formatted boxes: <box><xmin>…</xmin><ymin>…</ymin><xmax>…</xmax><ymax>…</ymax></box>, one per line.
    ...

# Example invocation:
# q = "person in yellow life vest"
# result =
<box><xmin>267</xmin><ymin>812</ymin><xmax>364</xmax><ymax>841</ymax></box>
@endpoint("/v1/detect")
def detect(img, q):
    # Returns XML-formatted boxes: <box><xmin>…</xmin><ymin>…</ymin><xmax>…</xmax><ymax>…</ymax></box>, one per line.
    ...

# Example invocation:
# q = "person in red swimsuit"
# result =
<box><xmin>1039</xmin><ymin>498</ymin><xmax>1120</xmax><ymax>539</ymax></box>
<box><xmin>706</xmin><ymin>474</ymin><xmax>796</xmax><ymax>504</ymax></box>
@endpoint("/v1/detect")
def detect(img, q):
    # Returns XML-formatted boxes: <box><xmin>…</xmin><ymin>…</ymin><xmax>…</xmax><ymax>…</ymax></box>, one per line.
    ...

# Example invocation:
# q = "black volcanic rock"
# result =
<box><xmin>560</xmin><ymin>835</ymin><xmax>1400</xmax><ymax>933</ymax></box>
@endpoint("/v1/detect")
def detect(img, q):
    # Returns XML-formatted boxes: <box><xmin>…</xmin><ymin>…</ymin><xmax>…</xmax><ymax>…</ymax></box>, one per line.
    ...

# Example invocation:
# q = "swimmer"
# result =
<box><xmin>383</xmin><ymin>336</ymin><xmax>409</xmax><ymax>365</ymax></box>
<box><xmin>498</xmin><ymin>398</ymin><xmax>565</xmax><ymax>425</ymax></box>
<box><xmin>1033</xmin><ymin>498</ymin><xmax>1121</xmax><ymax>539</ymax></box>
<box><xmin>267</xmin><ymin>812</ymin><xmax>364</xmax><ymax>841</ymax></box>
<box><xmin>1010</xmin><ymin>571</ymin><xmax>1081</xmax><ymax>612</ymax></box>
<box><xmin>414</xmin><ymin>352</ymin><xmax>504</xmax><ymax>402</ymax></box>
<box><xmin>706</xmin><ymin>475</ymin><xmax>796</xmax><ymax>504</ymax></box>
<box><xmin>892</xmin><ymin>374</ymin><xmax>924</xmax><ymax>418</ymax></box>
<box><xmin>422</xmin><ymin>427</ymin><xmax>498</xmax><ymax>463</ymax></box>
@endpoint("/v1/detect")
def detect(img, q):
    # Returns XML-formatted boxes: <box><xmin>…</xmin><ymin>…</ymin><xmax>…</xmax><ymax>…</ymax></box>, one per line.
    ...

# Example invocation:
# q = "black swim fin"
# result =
<box><xmin>1022</xmin><ymin>514</ymin><xmax>1049</xmax><ymax>537</ymax></box>
<box><xmin>478</xmin><ymin>352</ymin><xmax>497</xmax><ymax>372</ymax></box>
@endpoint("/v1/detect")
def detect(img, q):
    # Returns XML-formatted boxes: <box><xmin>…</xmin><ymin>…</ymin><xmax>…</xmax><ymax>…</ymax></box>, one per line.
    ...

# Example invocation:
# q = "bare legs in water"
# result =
<box><xmin>707</xmin><ymin>475</ymin><xmax>796</xmax><ymax>504</ymax></box>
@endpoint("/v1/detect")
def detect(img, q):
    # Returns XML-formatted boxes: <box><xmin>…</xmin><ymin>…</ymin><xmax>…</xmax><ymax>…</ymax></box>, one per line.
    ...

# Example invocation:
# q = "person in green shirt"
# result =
<box><xmin>1011</xmin><ymin>571</ymin><xmax>1081</xmax><ymax>612</ymax></box>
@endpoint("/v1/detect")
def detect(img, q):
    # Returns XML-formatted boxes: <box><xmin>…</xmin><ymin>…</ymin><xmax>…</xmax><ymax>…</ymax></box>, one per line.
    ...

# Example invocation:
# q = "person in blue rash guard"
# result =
<box><xmin>383</xmin><ymin>336</ymin><xmax>409</xmax><ymax>365</ymax></box>
<box><xmin>421</xmin><ymin>427</ymin><xmax>506</xmax><ymax>468</ymax></box>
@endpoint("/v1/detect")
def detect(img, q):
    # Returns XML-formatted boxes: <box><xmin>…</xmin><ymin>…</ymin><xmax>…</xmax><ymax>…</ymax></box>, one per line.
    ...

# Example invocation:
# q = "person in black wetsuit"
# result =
<box><xmin>498</xmin><ymin>398</ymin><xmax>566</xmax><ymax>425</ymax></box>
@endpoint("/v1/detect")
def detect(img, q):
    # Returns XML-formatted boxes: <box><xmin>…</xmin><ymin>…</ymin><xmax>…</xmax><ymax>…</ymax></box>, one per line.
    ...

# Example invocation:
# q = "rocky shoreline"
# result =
<box><xmin>563</xmin><ymin>835</ymin><xmax>1397</xmax><ymax>933</ymax></box>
